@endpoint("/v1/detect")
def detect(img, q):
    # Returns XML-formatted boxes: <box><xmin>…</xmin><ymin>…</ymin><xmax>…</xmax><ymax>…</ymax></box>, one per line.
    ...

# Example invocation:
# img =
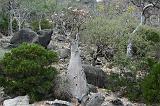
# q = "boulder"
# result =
<box><xmin>86</xmin><ymin>93</ymin><xmax>105</xmax><ymax>106</ymax></box>
<box><xmin>10</xmin><ymin>28</ymin><xmax>38</xmax><ymax>47</ymax></box>
<box><xmin>33</xmin><ymin>29</ymin><xmax>53</xmax><ymax>48</ymax></box>
<box><xmin>0</xmin><ymin>36</ymin><xmax>12</xmax><ymax>49</ymax></box>
<box><xmin>87</xmin><ymin>84</ymin><xmax>98</xmax><ymax>93</ymax></box>
<box><xmin>47</xmin><ymin>39</ymin><xmax>57</xmax><ymax>50</ymax></box>
<box><xmin>0</xmin><ymin>33</ymin><xmax>3</xmax><ymax>38</ymax></box>
<box><xmin>82</xmin><ymin>65</ymin><xmax>107</xmax><ymax>88</ymax></box>
<box><xmin>110</xmin><ymin>99</ymin><xmax>124</xmax><ymax>106</ymax></box>
<box><xmin>55</xmin><ymin>35</ymin><xmax>66</xmax><ymax>42</ymax></box>
<box><xmin>37</xmin><ymin>29</ymin><xmax>53</xmax><ymax>36</ymax></box>
<box><xmin>3</xmin><ymin>95</ymin><xmax>30</xmax><ymax>106</ymax></box>
<box><xmin>45</xmin><ymin>100</ymin><xmax>71</xmax><ymax>106</ymax></box>
<box><xmin>52</xmin><ymin>73</ymin><xmax>71</xmax><ymax>101</ymax></box>
<box><xmin>58</xmin><ymin>48</ymin><xmax>70</xmax><ymax>59</ymax></box>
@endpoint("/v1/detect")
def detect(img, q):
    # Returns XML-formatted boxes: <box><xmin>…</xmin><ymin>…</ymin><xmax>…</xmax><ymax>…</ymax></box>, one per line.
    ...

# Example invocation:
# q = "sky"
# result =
<box><xmin>97</xmin><ymin>0</ymin><xmax>102</xmax><ymax>2</ymax></box>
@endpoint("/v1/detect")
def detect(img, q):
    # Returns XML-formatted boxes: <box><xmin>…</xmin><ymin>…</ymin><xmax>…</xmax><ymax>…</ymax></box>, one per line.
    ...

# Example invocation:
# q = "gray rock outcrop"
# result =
<box><xmin>10</xmin><ymin>28</ymin><xmax>38</xmax><ymax>47</ymax></box>
<box><xmin>82</xmin><ymin>65</ymin><xmax>107</xmax><ymax>88</ymax></box>
<box><xmin>33</xmin><ymin>29</ymin><xmax>53</xmax><ymax>48</ymax></box>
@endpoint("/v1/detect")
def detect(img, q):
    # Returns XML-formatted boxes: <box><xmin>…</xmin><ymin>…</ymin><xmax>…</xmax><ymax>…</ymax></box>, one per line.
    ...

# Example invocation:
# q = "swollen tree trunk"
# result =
<box><xmin>38</xmin><ymin>20</ymin><xmax>42</xmax><ymax>31</ymax></box>
<box><xmin>67</xmin><ymin>33</ymin><xmax>105</xmax><ymax>106</ymax></box>
<box><xmin>67</xmin><ymin>33</ymin><xmax>88</xmax><ymax>101</ymax></box>
<box><xmin>18</xmin><ymin>20</ymin><xmax>21</xmax><ymax>31</ymax></box>
<box><xmin>17</xmin><ymin>12</ymin><xmax>21</xmax><ymax>31</ymax></box>
<box><xmin>127</xmin><ymin>41</ymin><xmax>133</xmax><ymax>58</ymax></box>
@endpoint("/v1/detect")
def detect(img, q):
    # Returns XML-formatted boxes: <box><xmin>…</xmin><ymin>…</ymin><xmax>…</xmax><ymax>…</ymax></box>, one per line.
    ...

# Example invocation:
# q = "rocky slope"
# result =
<box><xmin>0</xmin><ymin>29</ymin><xmax>146</xmax><ymax>106</ymax></box>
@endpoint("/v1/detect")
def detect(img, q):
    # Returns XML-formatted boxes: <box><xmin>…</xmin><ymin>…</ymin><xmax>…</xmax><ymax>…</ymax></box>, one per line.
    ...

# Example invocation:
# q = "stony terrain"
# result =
<box><xmin>0</xmin><ymin>29</ymin><xmax>147</xmax><ymax>106</ymax></box>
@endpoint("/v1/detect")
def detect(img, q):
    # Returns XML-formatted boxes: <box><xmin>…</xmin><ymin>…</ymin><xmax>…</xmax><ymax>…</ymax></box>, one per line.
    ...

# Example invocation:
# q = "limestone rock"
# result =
<box><xmin>3</xmin><ymin>95</ymin><xmax>30</xmax><ymax>106</ymax></box>
<box><xmin>82</xmin><ymin>65</ymin><xmax>107</xmax><ymax>88</ymax></box>
<box><xmin>10</xmin><ymin>28</ymin><xmax>38</xmax><ymax>47</ymax></box>
<box><xmin>86</xmin><ymin>93</ymin><xmax>105</xmax><ymax>106</ymax></box>
<box><xmin>0</xmin><ymin>36</ymin><xmax>12</xmax><ymax>49</ymax></box>
<box><xmin>52</xmin><ymin>73</ymin><xmax>71</xmax><ymax>101</ymax></box>
<box><xmin>58</xmin><ymin>48</ymin><xmax>70</xmax><ymax>59</ymax></box>
<box><xmin>110</xmin><ymin>99</ymin><xmax>124</xmax><ymax>106</ymax></box>
<box><xmin>0</xmin><ymin>33</ymin><xmax>3</xmax><ymax>38</ymax></box>
<box><xmin>33</xmin><ymin>29</ymin><xmax>53</xmax><ymax>48</ymax></box>
<box><xmin>87</xmin><ymin>84</ymin><xmax>98</xmax><ymax>93</ymax></box>
<box><xmin>55</xmin><ymin>35</ymin><xmax>66</xmax><ymax>42</ymax></box>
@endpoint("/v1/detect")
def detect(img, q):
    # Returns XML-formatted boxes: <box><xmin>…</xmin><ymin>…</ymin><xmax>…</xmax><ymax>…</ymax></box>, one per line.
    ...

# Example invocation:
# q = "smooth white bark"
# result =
<box><xmin>127</xmin><ymin>4</ymin><xmax>153</xmax><ymax>57</ymax></box>
<box><xmin>67</xmin><ymin>33</ymin><xmax>88</xmax><ymax>101</ymax></box>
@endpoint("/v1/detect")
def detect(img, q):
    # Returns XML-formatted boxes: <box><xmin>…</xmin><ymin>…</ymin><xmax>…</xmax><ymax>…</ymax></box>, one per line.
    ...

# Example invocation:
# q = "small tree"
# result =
<box><xmin>141</xmin><ymin>62</ymin><xmax>160</xmax><ymax>104</ymax></box>
<box><xmin>52</xmin><ymin>7</ymin><xmax>88</xmax><ymax>37</ymax></box>
<box><xmin>0</xmin><ymin>43</ymin><xmax>58</xmax><ymax>102</ymax></box>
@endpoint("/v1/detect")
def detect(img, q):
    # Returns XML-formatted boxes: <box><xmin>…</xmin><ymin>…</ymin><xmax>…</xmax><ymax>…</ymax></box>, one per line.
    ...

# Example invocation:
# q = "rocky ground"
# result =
<box><xmin>0</xmin><ymin>29</ymin><xmax>146</xmax><ymax>106</ymax></box>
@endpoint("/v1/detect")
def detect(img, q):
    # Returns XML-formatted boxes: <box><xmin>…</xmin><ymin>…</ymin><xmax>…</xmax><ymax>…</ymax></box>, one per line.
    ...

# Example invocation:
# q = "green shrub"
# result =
<box><xmin>0</xmin><ymin>43</ymin><xmax>58</xmax><ymax>102</ymax></box>
<box><xmin>106</xmin><ymin>72</ymin><xmax>143</xmax><ymax>102</ymax></box>
<box><xmin>141</xmin><ymin>62</ymin><xmax>160</xmax><ymax>104</ymax></box>
<box><xmin>31</xmin><ymin>19</ymin><xmax>52</xmax><ymax>31</ymax></box>
<box><xmin>0</xmin><ymin>13</ymin><xmax>9</xmax><ymax>35</ymax></box>
<box><xmin>81</xmin><ymin>13</ymin><xmax>138</xmax><ymax>44</ymax></box>
<box><xmin>113</xmin><ymin>25</ymin><xmax>160</xmax><ymax>71</ymax></box>
<box><xmin>106</xmin><ymin>59</ymin><xmax>160</xmax><ymax>103</ymax></box>
<box><xmin>82</xmin><ymin>14</ymin><xmax>160</xmax><ymax>72</ymax></box>
<box><xmin>141</xmin><ymin>27</ymin><xmax>160</xmax><ymax>43</ymax></box>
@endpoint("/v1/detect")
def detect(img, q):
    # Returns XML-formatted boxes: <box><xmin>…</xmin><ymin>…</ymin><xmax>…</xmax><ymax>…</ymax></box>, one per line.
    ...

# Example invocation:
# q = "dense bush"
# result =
<box><xmin>106</xmin><ymin>59</ymin><xmax>160</xmax><ymax>103</ymax></box>
<box><xmin>31</xmin><ymin>19</ymin><xmax>52</xmax><ymax>31</ymax></box>
<box><xmin>138</xmin><ymin>26</ymin><xmax>160</xmax><ymax>43</ymax></box>
<box><xmin>82</xmin><ymin>14</ymin><xmax>159</xmax><ymax>72</ymax></box>
<box><xmin>81</xmin><ymin>14</ymin><xmax>138</xmax><ymax>44</ymax></box>
<box><xmin>0</xmin><ymin>43</ymin><xmax>58</xmax><ymax>102</ymax></box>
<box><xmin>114</xmin><ymin>26</ymin><xmax>160</xmax><ymax>71</ymax></box>
<box><xmin>141</xmin><ymin>62</ymin><xmax>160</xmax><ymax>104</ymax></box>
<box><xmin>107</xmin><ymin>72</ymin><xmax>143</xmax><ymax>102</ymax></box>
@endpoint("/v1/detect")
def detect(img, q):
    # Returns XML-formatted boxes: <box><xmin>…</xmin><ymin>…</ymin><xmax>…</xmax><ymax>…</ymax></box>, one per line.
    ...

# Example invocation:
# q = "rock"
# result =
<box><xmin>10</xmin><ymin>28</ymin><xmax>38</xmax><ymax>47</ymax></box>
<box><xmin>82</xmin><ymin>65</ymin><xmax>107</xmax><ymax>88</ymax></box>
<box><xmin>0</xmin><ymin>36</ymin><xmax>12</xmax><ymax>49</ymax></box>
<box><xmin>58</xmin><ymin>48</ymin><xmax>70</xmax><ymax>59</ymax></box>
<box><xmin>110</xmin><ymin>99</ymin><xmax>124</xmax><ymax>106</ymax></box>
<box><xmin>86</xmin><ymin>93</ymin><xmax>105</xmax><ymax>106</ymax></box>
<box><xmin>33</xmin><ymin>29</ymin><xmax>53</xmax><ymax>48</ymax></box>
<box><xmin>3</xmin><ymin>95</ymin><xmax>30</xmax><ymax>106</ymax></box>
<box><xmin>87</xmin><ymin>84</ymin><xmax>98</xmax><ymax>93</ymax></box>
<box><xmin>55</xmin><ymin>35</ymin><xmax>66</xmax><ymax>42</ymax></box>
<box><xmin>0</xmin><ymin>33</ymin><xmax>3</xmax><ymax>38</ymax></box>
<box><xmin>47</xmin><ymin>39</ymin><xmax>57</xmax><ymax>50</ymax></box>
<box><xmin>37</xmin><ymin>29</ymin><xmax>53</xmax><ymax>36</ymax></box>
<box><xmin>46</xmin><ymin>100</ymin><xmax>71</xmax><ymax>106</ymax></box>
<box><xmin>52</xmin><ymin>73</ymin><xmax>71</xmax><ymax>101</ymax></box>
